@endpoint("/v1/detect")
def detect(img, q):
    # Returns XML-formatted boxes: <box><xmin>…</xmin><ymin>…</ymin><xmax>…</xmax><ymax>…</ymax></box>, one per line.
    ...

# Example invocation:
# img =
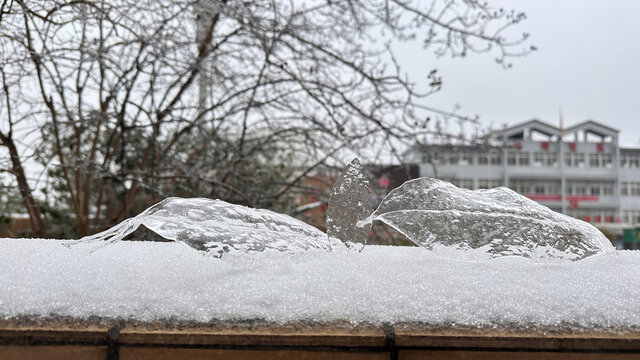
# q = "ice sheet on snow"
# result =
<box><xmin>76</xmin><ymin>197</ymin><xmax>336</xmax><ymax>257</ymax></box>
<box><xmin>75</xmin><ymin>171</ymin><xmax>613</xmax><ymax>262</ymax></box>
<box><xmin>0</xmin><ymin>238</ymin><xmax>638</xmax><ymax>331</ymax></box>
<box><xmin>370</xmin><ymin>178</ymin><xmax>615</xmax><ymax>261</ymax></box>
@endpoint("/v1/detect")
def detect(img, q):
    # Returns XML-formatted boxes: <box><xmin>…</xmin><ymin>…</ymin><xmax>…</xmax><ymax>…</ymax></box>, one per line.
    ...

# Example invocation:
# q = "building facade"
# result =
<box><xmin>403</xmin><ymin>119</ymin><xmax>640</xmax><ymax>234</ymax></box>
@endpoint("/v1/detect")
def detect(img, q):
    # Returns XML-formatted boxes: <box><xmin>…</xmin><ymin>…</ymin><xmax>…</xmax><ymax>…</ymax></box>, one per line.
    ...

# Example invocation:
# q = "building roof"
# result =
<box><xmin>564</xmin><ymin>120</ymin><xmax>619</xmax><ymax>138</ymax></box>
<box><xmin>486</xmin><ymin>119</ymin><xmax>618</xmax><ymax>141</ymax></box>
<box><xmin>501</xmin><ymin>119</ymin><xmax>561</xmax><ymax>139</ymax></box>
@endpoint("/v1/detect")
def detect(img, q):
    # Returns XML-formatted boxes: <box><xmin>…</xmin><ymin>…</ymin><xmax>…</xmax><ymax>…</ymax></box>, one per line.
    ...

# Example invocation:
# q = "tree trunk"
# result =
<box><xmin>0</xmin><ymin>133</ymin><xmax>47</xmax><ymax>238</ymax></box>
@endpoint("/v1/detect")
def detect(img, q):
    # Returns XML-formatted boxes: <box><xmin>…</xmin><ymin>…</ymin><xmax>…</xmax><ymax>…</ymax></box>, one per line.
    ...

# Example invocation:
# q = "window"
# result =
<box><xmin>603</xmin><ymin>182</ymin><xmax>614</xmax><ymax>196</ymax></box>
<box><xmin>624</xmin><ymin>182</ymin><xmax>640</xmax><ymax>196</ymax></box>
<box><xmin>533</xmin><ymin>152</ymin><xmax>558</xmax><ymax>167</ymax></box>
<box><xmin>565</xmin><ymin>153</ymin><xmax>587</xmax><ymax>167</ymax></box>
<box><xmin>534</xmin><ymin>153</ymin><xmax>544</xmax><ymax>167</ymax></box>
<box><xmin>602</xmin><ymin>153</ymin><xmax>613</xmax><ymax>168</ymax></box>
<box><xmin>510</xmin><ymin>180</ymin><xmax>560</xmax><ymax>195</ymax></box>
<box><xmin>460</xmin><ymin>152</ymin><xmax>473</xmax><ymax>165</ymax></box>
<box><xmin>589</xmin><ymin>153</ymin><xmax>613</xmax><ymax>168</ymax></box>
<box><xmin>621</xmin><ymin>154</ymin><xmax>640</xmax><ymax>168</ymax></box>
<box><xmin>458</xmin><ymin>179</ymin><xmax>474</xmax><ymax>189</ymax></box>
<box><xmin>567</xmin><ymin>181</ymin><xmax>616</xmax><ymax>197</ymax></box>
<box><xmin>507</xmin><ymin>152</ymin><xmax>529</xmax><ymax>166</ymax></box>
<box><xmin>490</xmin><ymin>152</ymin><xmax>502</xmax><ymax>165</ymax></box>
<box><xmin>478</xmin><ymin>179</ymin><xmax>502</xmax><ymax>189</ymax></box>
<box><xmin>509</xmin><ymin>180</ymin><xmax>528</xmax><ymax>194</ymax></box>
<box><xmin>422</xmin><ymin>152</ymin><xmax>442</xmax><ymax>164</ymax></box>
<box><xmin>448</xmin><ymin>178</ymin><xmax>473</xmax><ymax>189</ymax></box>
<box><xmin>548</xmin><ymin>182</ymin><xmax>561</xmax><ymax>194</ymax></box>
<box><xmin>566</xmin><ymin>182</ymin><xmax>584</xmax><ymax>195</ymax></box>
<box><xmin>624</xmin><ymin>210</ymin><xmax>640</xmax><ymax>225</ymax></box>
<box><xmin>478</xmin><ymin>151</ymin><xmax>501</xmax><ymax>166</ymax></box>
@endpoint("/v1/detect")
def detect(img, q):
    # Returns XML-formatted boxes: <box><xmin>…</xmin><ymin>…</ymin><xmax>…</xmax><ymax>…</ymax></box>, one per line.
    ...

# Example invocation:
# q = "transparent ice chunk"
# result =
<box><xmin>370</xmin><ymin>178</ymin><xmax>615</xmax><ymax>261</ymax></box>
<box><xmin>326</xmin><ymin>158</ymin><xmax>374</xmax><ymax>251</ymax></box>
<box><xmin>77</xmin><ymin>197</ymin><xmax>334</xmax><ymax>257</ymax></box>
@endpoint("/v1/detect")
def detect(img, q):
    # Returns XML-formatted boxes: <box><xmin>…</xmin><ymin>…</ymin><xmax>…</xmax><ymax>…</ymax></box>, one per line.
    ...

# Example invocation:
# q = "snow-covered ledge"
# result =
<box><xmin>1</xmin><ymin>239</ymin><xmax>639</xmax><ymax>329</ymax></box>
<box><xmin>1</xmin><ymin>238</ymin><xmax>640</xmax><ymax>358</ymax></box>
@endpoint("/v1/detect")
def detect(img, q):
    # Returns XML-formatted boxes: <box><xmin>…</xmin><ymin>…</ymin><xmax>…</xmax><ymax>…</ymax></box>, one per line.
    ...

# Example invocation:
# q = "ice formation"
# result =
<box><xmin>75</xmin><ymin>160</ymin><xmax>614</xmax><ymax>261</ymax></box>
<box><xmin>77</xmin><ymin>197</ymin><xmax>335</xmax><ymax>256</ymax></box>
<box><xmin>370</xmin><ymin>177</ymin><xmax>615</xmax><ymax>260</ymax></box>
<box><xmin>326</xmin><ymin>158</ymin><xmax>374</xmax><ymax>250</ymax></box>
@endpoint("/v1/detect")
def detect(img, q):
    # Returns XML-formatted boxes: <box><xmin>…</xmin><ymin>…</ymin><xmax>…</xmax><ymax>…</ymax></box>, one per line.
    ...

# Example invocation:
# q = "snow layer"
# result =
<box><xmin>1</xmin><ymin>238</ymin><xmax>639</xmax><ymax>331</ymax></box>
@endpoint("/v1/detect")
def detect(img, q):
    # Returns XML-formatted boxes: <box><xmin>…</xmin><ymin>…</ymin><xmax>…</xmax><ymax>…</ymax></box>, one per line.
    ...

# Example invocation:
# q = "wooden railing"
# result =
<box><xmin>2</xmin><ymin>321</ymin><xmax>640</xmax><ymax>360</ymax></box>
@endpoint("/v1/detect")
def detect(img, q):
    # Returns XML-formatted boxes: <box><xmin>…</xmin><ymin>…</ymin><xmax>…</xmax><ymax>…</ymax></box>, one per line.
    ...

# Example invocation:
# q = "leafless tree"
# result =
<box><xmin>0</xmin><ymin>68</ymin><xmax>47</xmax><ymax>237</ymax></box>
<box><xmin>0</xmin><ymin>0</ymin><xmax>532</xmax><ymax>237</ymax></box>
<box><xmin>0</xmin><ymin>1</ymin><xmax>47</xmax><ymax>237</ymax></box>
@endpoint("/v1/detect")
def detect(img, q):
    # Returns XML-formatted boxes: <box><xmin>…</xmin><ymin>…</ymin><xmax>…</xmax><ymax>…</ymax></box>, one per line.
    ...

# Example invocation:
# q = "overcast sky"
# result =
<box><xmin>398</xmin><ymin>0</ymin><xmax>640</xmax><ymax>147</ymax></box>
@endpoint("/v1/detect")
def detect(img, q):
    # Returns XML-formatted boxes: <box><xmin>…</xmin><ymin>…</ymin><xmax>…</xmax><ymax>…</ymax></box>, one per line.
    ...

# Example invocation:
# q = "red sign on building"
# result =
<box><xmin>378</xmin><ymin>176</ymin><xmax>390</xmax><ymax>188</ymax></box>
<box><xmin>597</xmin><ymin>143</ymin><xmax>604</xmax><ymax>152</ymax></box>
<box><xmin>541</xmin><ymin>142</ymin><xmax>549</xmax><ymax>150</ymax></box>
<box><xmin>568</xmin><ymin>142</ymin><xmax>577</xmax><ymax>152</ymax></box>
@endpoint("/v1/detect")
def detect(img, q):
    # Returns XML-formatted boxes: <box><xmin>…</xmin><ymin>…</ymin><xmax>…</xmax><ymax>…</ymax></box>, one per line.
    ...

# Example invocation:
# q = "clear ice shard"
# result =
<box><xmin>370</xmin><ymin>178</ymin><xmax>615</xmax><ymax>261</ymax></box>
<box><xmin>326</xmin><ymin>158</ymin><xmax>374</xmax><ymax>250</ymax></box>
<box><xmin>77</xmin><ymin>197</ymin><xmax>334</xmax><ymax>257</ymax></box>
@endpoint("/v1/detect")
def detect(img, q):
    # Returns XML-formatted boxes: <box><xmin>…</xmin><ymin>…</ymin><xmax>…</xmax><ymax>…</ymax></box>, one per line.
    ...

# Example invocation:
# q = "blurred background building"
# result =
<box><xmin>401</xmin><ymin>119</ymin><xmax>640</xmax><ymax>248</ymax></box>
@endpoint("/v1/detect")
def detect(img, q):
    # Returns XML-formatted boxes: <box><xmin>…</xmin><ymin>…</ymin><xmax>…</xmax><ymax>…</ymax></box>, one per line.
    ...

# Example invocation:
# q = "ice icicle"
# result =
<box><xmin>77</xmin><ymin>197</ymin><xmax>333</xmax><ymax>257</ymax></box>
<box><xmin>371</xmin><ymin>178</ymin><xmax>615</xmax><ymax>261</ymax></box>
<box><xmin>326</xmin><ymin>158</ymin><xmax>375</xmax><ymax>251</ymax></box>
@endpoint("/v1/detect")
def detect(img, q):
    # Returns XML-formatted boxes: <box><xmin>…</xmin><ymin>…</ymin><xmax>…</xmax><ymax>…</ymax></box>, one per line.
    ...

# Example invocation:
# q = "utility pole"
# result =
<box><xmin>559</xmin><ymin>107</ymin><xmax>567</xmax><ymax>215</ymax></box>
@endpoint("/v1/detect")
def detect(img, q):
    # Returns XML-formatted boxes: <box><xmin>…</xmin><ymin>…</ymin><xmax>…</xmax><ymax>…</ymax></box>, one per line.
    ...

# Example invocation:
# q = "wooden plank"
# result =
<box><xmin>0</xmin><ymin>345</ymin><xmax>107</xmax><ymax>360</ymax></box>
<box><xmin>0</xmin><ymin>326</ymin><xmax>109</xmax><ymax>345</ymax></box>
<box><xmin>118</xmin><ymin>326</ymin><xmax>387</xmax><ymax>348</ymax></box>
<box><xmin>120</xmin><ymin>347</ymin><xmax>389</xmax><ymax>360</ymax></box>
<box><xmin>400</xmin><ymin>350</ymin><xmax>640</xmax><ymax>360</ymax></box>
<box><xmin>3</xmin><ymin>321</ymin><xmax>640</xmax><ymax>355</ymax></box>
<box><xmin>394</xmin><ymin>328</ymin><xmax>640</xmax><ymax>352</ymax></box>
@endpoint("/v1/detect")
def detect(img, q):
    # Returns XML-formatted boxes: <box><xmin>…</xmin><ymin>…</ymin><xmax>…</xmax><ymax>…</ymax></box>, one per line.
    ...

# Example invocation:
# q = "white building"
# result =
<box><xmin>403</xmin><ymin>119</ymin><xmax>640</xmax><ymax>232</ymax></box>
